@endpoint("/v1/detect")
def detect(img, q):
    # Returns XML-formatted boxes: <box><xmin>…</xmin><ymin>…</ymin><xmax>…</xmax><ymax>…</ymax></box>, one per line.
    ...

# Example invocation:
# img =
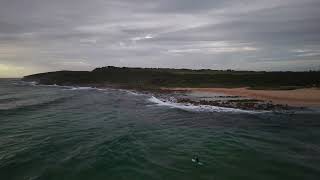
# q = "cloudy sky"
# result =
<box><xmin>0</xmin><ymin>0</ymin><xmax>320</xmax><ymax>77</ymax></box>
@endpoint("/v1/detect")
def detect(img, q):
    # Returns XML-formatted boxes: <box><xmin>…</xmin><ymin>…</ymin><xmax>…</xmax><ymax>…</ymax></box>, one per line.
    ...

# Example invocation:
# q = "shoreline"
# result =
<box><xmin>163</xmin><ymin>87</ymin><xmax>320</xmax><ymax>107</ymax></box>
<box><xmin>21</xmin><ymin>80</ymin><xmax>319</xmax><ymax>110</ymax></box>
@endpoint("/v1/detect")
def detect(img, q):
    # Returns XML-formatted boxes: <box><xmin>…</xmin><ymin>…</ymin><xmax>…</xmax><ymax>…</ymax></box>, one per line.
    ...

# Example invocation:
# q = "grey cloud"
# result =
<box><xmin>149</xmin><ymin>0</ymin><xmax>235</xmax><ymax>13</ymax></box>
<box><xmin>0</xmin><ymin>0</ymin><xmax>320</xmax><ymax>77</ymax></box>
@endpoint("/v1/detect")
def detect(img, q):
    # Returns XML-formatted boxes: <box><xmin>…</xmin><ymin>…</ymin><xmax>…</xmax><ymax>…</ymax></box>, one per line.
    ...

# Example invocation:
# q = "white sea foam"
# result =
<box><xmin>120</xmin><ymin>89</ymin><xmax>144</xmax><ymax>96</ymax></box>
<box><xmin>126</xmin><ymin>91</ymin><xmax>141</xmax><ymax>96</ymax></box>
<box><xmin>35</xmin><ymin>84</ymin><xmax>76</xmax><ymax>89</ymax></box>
<box><xmin>67</xmin><ymin>87</ymin><xmax>98</xmax><ymax>91</ymax></box>
<box><xmin>14</xmin><ymin>81</ymin><xmax>38</xmax><ymax>86</ymax></box>
<box><xmin>148</xmin><ymin>96</ymin><xmax>256</xmax><ymax>113</ymax></box>
<box><xmin>37</xmin><ymin>84</ymin><xmax>70</xmax><ymax>88</ymax></box>
<box><xmin>20</xmin><ymin>81</ymin><xmax>142</xmax><ymax>94</ymax></box>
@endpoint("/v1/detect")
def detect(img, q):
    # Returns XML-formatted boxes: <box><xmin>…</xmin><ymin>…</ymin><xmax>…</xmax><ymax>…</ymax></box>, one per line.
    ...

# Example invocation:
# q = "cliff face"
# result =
<box><xmin>22</xmin><ymin>66</ymin><xmax>320</xmax><ymax>89</ymax></box>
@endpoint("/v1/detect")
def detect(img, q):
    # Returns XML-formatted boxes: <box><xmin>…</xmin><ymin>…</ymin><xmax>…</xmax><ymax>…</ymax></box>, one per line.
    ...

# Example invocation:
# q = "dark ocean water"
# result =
<box><xmin>1</xmin><ymin>79</ymin><xmax>320</xmax><ymax>180</ymax></box>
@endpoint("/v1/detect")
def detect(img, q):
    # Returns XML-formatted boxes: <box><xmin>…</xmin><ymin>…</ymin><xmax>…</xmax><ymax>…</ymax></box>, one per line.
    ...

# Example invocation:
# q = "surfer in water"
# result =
<box><xmin>192</xmin><ymin>155</ymin><xmax>203</xmax><ymax>165</ymax></box>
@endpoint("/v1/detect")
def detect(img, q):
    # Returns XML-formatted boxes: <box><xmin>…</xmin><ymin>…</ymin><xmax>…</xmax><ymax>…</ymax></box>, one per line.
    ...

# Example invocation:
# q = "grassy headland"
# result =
<box><xmin>23</xmin><ymin>66</ymin><xmax>320</xmax><ymax>90</ymax></box>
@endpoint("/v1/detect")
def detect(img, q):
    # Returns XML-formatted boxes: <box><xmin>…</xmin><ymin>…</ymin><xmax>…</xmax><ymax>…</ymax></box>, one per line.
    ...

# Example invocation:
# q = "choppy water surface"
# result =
<box><xmin>1</xmin><ymin>79</ymin><xmax>320</xmax><ymax>180</ymax></box>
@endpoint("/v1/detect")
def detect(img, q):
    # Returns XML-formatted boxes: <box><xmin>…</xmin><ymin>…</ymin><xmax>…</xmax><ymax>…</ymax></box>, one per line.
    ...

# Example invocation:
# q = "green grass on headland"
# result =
<box><xmin>23</xmin><ymin>66</ymin><xmax>320</xmax><ymax>90</ymax></box>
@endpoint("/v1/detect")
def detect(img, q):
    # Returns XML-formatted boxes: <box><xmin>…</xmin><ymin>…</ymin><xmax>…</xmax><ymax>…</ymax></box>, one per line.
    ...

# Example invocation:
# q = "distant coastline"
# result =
<box><xmin>22</xmin><ymin>66</ymin><xmax>320</xmax><ymax>111</ymax></box>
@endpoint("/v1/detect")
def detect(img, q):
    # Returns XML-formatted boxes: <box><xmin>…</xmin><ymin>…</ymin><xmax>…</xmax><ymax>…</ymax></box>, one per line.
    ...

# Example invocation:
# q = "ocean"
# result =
<box><xmin>1</xmin><ymin>79</ymin><xmax>320</xmax><ymax>180</ymax></box>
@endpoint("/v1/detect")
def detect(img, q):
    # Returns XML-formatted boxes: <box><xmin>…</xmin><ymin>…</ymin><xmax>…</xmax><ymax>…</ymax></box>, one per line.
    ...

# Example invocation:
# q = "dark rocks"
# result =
<box><xmin>176</xmin><ymin>97</ymin><xmax>299</xmax><ymax>111</ymax></box>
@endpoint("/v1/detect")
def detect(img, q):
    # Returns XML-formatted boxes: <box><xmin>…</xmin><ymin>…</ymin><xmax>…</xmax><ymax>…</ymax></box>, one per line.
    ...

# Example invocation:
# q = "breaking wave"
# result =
<box><xmin>14</xmin><ymin>81</ymin><xmax>38</xmax><ymax>86</ymax></box>
<box><xmin>18</xmin><ymin>81</ymin><xmax>107</xmax><ymax>91</ymax></box>
<box><xmin>148</xmin><ymin>96</ymin><xmax>257</xmax><ymax>113</ymax></box>
<box><xmin>118</xmin><ymin>89</ymin><xmax>145</xmax><ymax>96</ymax></box>
<box><xmin>67</xmin><ymin>87</ymin><xmax>99</xmax><ymax>91</ymax></box>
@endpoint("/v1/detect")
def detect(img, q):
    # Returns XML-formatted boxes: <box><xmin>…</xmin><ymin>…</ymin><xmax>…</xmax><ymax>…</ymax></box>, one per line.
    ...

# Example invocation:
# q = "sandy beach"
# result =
<box><xmin>165</xmin><ymin>87</ymin><xmax>320</xmax><ymax>107</ymax></box>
